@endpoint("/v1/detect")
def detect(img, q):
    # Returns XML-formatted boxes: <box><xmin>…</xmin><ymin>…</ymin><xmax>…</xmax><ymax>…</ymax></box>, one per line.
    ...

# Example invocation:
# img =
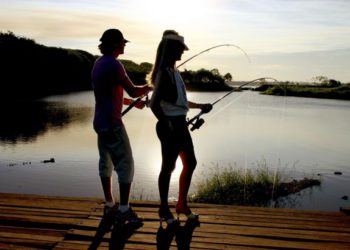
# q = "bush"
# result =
<box><xmin>190</xmin><ymin>160</ymin><xmax>321</xmax><ymax>206</ymax></box>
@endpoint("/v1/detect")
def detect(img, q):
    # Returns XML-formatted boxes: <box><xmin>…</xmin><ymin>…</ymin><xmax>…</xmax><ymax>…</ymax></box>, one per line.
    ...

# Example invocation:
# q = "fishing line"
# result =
<box><xmin>122</xmin><ymin>43</ymin><xmax>251</xmax><ymax>116</ymax></box>
<box><xmin>187</xmin><ymin>78</ymin><xmax>279</xmax><ymax>131</ymax></box>
<box><xmin>205</xmin><ymin>91</ymin><xmax>246</xmax><ymax>123</ymax></box>
<box><xmin>270</xmin><ymin>82</ymin><xmax>288</xmax><ymax>204</ymax></box>
<box><xmin>243</xmin><ymin>91</ymin><xmax>252</xmax><ymax>204</ymax></box>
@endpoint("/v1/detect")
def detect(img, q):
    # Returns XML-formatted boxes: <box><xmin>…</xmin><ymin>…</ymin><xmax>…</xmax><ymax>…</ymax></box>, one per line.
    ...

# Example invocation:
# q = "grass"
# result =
<box><xmin>261</xmin><ymin>83</ymin><xmax>350</xmax><ymax>100</ymax></box>
<box><xmin>190</xmin><ymin>160</ymin><xmax>321</xmax><ymax>206</ymax></box>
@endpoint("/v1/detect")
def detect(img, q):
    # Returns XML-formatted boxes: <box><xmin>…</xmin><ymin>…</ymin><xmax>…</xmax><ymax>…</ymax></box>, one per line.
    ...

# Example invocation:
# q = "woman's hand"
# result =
<box><xmin>200</xmin><ymin>103</ymin><xmax>213</xmax><ymax>113</ymax></box>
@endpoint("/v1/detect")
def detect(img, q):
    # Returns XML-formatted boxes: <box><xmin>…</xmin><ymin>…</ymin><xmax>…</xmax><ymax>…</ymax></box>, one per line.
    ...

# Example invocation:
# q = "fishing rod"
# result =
<box><xmin>122</xmin><ymin>43</ymin><xmax>251</xmax><ymax>116</ymax></box>
<box><xmin>121</xmin><ymin>92</ymin><xmax>149</xmax><ymax>116</ymax></box>
<box><xmin>187</xmin><ymin>77</ymin><xmax>279</xmax><ymax>131</ymax></box>
<box><xmin>177</xmin><ymin>44</ymin><xmax>251</xmax><ymax>68</ymax></box>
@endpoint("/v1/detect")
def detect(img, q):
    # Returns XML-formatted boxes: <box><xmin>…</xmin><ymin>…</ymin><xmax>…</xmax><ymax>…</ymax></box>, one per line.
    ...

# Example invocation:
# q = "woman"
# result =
<box><xmin>149</xmin><ymin>30</ymin><xmax>212</xmax><ymax>224</ymax></box>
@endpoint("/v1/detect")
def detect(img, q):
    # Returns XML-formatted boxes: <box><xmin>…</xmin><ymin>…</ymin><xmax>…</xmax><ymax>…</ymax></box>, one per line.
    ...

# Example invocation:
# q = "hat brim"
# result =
<box><xmin>162</xmin><ymin>34</ymin><xmax>188</xmax><ymax>50</ymax></box>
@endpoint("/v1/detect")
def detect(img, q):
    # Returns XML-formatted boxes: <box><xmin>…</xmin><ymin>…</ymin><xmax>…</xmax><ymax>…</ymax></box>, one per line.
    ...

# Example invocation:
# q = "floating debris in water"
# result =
<box><xmin>341</xmin><ymin>195</ymin><xmax>348</xmax><ymax>200</ymax></box>
<box><xmin>5</xmin><ymin>159</ymin><xmax>54</xmax><ymax>167</ymax></box>
<box><xmin>41</xmin><ymin>158</ymin><xmax>55</xmax><ymax>163</ymax></box>
<box><xmin>334</xmin><ymin>171</ymin><xmax>342</xmax><ymax>175</ymax></box>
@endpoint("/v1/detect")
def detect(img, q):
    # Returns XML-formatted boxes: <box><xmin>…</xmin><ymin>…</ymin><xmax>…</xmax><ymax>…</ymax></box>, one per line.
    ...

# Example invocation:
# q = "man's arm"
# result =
<box><xmin>121</xmin><ymin>77</ymin><xmax>151</xmax><ymax>98</ymax></box>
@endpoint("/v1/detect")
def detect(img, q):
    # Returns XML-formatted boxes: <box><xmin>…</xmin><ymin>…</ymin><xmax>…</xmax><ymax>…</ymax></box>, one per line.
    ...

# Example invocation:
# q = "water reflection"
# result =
<box><xmin>0</xmin><ymin>91</ymin><xmax>349</xmax><ymax>212</ymax></box>
<box><xmin>0</xmin><ymin>101</ymin><xmax>92</xmax><ymax>144</ymax></box>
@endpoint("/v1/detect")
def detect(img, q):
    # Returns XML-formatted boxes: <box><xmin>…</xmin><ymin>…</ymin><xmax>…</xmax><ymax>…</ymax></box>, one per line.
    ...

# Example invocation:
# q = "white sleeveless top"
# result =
<box><xmin>160</xmin><ymin>70</ymin><xmax>189</xmax><ymax>116</ymax></box>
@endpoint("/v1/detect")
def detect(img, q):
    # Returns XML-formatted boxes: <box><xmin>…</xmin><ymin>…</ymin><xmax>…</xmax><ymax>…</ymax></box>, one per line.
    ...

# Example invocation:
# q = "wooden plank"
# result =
<box><xmin>0</xmin><ymin>237</ymin><xmax>56</xmax><ymax>249</ymax></box>
<box><xmin>0</xmin><ymin>242</ymin><xmax>40</xmax><ymax>250</ymax></box>
<box><xmin>0</xmin><ymin>205</ymin><xmax>94</xmax><ymax>218</ymax></box>
<box><xmin>0</xmin><ymin>193</ymin><xmax>100</xmax><ymax>212</ymax></box>
<box><xmin>0</xmin><ymin>214</ymin><xmax>84</xmax><ymax>227</ymax></box>
<box><xmin>0</xmin><ymin>226</ymin><xmax>65</xmax><ymax>238</ymax></box>
<box><xmin>77</xmin><ymin>218</ymin><xmax>350</xmax><ymax>244</ymax></box>
<box><xmin>1</xmin><ymin>193</ymin><xmax>350</xmax><ymax>250</ymax></box>
<box><xmin>64</xmin><ymin>227</ymin><xmax>350</xmax><ymax>249</ymax></box>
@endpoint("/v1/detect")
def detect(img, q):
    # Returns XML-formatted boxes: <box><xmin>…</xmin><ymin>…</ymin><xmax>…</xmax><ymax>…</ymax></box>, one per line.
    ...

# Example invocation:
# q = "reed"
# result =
<box><xmin>190</xmin><ymin>160</ymin><xmax>321</xmax><ymax>206</ymax></box>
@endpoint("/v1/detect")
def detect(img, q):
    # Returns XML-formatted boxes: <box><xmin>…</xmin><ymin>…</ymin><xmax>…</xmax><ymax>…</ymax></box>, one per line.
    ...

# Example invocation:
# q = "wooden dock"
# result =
<box><xmin>0</xmin><ymin>193</ymin><xmax>349</xmax><ymax>249</ymax></box>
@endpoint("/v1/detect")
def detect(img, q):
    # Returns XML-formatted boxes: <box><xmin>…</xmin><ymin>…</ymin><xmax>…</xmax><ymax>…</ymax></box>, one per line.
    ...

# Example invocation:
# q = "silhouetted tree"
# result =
<box><xmin>224</xmin><ymin>73</ymin><xmax>233</xmax><ymax>82</ymax></box>
<box><xmin>0</xmin><ymin>31</ymin><xmax>95</xmax><ymax>100</ymax></box>
<box><xmin>0</xmin><ymin>32</ymin><xmax>154</xmax><ymax>100</ymax></box>
<box><xmin>181</xmin><ymin>68</ymin><xmax>232</xmax><ymax>91</ymax></box>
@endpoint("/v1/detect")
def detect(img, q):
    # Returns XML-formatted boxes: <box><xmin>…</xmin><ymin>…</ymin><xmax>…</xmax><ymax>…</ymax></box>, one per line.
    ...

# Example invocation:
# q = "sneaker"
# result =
<box><xmin>115</xmin><ymin>207</ymin><xmax>143</xmax><ymax>224</ymax></box>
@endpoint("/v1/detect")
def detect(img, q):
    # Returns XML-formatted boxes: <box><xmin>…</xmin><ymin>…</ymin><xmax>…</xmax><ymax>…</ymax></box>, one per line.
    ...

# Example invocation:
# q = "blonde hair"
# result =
<box><xmin>150</xmin><ymin>30</ymin><xmax>186</xmax><ymax>85</ymax></box>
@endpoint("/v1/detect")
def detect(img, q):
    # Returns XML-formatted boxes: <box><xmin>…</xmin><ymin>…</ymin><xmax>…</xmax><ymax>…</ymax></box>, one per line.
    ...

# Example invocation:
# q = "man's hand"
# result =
<box><xmin>123</xmin><ymin>98</ymin><xmax>146</xmax><ymax>109</ymax></box>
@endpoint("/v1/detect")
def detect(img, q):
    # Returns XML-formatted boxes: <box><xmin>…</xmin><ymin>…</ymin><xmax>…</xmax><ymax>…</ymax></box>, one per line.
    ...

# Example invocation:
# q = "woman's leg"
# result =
<box><xmin>177</xmin><ymin>149</ymin><xmax>197</xmax><ymax>208</ymax></box>
<box><xmin>158</xmin><ymin>153</ymin><xmax>178</xmax><ymax>207</ymax></box>
<box><xmin>156</xmin><ymin>120</ymin><xmax>178</xmax><ymax>207</ymax></box>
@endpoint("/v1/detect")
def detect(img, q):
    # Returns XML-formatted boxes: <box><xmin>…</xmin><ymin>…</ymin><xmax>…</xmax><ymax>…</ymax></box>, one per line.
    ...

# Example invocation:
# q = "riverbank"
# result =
<box><xmin>255</xmin><ymin>83</ymin><xmax>350</xmax><ymax>100</ymax></box>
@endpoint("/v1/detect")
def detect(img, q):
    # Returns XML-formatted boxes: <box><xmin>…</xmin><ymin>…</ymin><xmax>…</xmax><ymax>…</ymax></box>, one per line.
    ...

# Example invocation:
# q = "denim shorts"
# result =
<box><xmin>156</xmin><ymin>116</ymin><xmax>196</xmax><ymax>164</ymax></box>
<box><xmin>97</xmin><ymin>126</ymin><xmax>134</xmax><ymax>184</ymax></box>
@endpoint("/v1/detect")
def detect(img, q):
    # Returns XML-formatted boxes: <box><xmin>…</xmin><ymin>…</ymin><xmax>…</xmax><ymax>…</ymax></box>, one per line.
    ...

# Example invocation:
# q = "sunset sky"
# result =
<box><xmin>1</xmin><ymin>0</ymin><xmax>349</xmax><ymax>82</ymax></box>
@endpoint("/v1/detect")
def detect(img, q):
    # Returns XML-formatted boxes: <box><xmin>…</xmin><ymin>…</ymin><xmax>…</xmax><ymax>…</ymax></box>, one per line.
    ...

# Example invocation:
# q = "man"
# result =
<box><xmin>92</xmin><ymin>28</ymin><xmax>151</xmax><ymax>223</ymax></box>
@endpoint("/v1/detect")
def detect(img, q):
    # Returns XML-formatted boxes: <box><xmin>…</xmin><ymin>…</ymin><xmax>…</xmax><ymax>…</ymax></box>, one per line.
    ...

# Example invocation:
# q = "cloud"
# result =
<box><xmin>1</xmin><ymin>0</ymin><xmax>349</xmax><ymax>82</ymax></box>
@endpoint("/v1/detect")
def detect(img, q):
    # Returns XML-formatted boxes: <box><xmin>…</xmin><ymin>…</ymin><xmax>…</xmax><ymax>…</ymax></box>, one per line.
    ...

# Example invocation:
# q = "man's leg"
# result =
<box><xmin>100</xmin><ymin>176</ymin><xmax>114</xmax><ymax>204</ymax></box>
<box><xmin>118</xmin><ymin>182</ymin><xmax>143</xmax><ymax>223</ymax></box>
<box><xmin>119</xmin><ymin>183</ymin><xmax>131</xmax><ymax>206</ymax></box>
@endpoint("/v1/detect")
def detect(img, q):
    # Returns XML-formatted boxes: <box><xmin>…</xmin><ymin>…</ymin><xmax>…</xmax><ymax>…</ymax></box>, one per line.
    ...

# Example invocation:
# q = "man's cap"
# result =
<box><xmin>162</xmin><ymin>33</ymin><xmax>189</xmax><ymax>50</ymax></box>
<box><xmin>99</xmin><ymin>29</ymin><xmax>129</xmax><ymax>44</ymax></box>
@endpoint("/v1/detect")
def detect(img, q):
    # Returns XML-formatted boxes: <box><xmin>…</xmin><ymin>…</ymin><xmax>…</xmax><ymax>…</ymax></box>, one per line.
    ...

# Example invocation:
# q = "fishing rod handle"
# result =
<box><xmin>186</xmin><ymin>111</ymin><xmax>203</xmax><ymax>125</ymax></box>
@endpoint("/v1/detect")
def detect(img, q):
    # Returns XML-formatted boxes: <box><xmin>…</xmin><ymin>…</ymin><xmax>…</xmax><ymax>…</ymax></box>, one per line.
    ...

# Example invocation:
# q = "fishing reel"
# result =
<box><xmin>188</xmin><ymin>117</ymin><xmax>205</xmax><ymax>131</ymax></box>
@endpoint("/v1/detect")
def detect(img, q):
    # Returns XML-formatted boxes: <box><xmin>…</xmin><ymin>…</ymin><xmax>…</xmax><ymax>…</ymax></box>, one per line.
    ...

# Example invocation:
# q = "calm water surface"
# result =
<box><xmin>0</xmin><ymin>91</ymin><xmax>349</xmax><ymax>211</ymax></box>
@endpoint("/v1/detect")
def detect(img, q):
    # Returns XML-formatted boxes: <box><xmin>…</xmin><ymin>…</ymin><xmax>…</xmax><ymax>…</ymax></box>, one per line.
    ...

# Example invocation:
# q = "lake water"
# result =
<box><xmin>0</xmin><ymin>90</ymin><xmax>349</xmax><ymax>212</ymax></box>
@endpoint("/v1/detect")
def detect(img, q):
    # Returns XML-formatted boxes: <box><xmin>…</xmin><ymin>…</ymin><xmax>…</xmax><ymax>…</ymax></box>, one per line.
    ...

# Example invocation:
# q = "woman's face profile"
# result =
<box><xmin>173</xmin><ymin>43</ymin><xmax>185</xmax><ymax>61</ymax></box>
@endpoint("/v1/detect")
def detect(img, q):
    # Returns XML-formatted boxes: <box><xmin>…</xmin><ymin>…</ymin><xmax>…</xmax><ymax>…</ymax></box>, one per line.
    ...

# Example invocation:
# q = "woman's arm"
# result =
<box><xmin>188</xmin><ymin>101</ymin><xmax>213</xmax><ymax>113</ymax></box>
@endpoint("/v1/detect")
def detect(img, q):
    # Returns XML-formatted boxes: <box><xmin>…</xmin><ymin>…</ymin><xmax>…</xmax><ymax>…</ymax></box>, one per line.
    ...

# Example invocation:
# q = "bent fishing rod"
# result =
<box><xmin>187</xmin><ymin>77</ymin><xmax>279</xmax><ymax>131</ymax></box>
<box><xmin>122</xmin><ymin>44</ymin><xmax>251</xmax><ymax>117</ymax></box>
<box><xmin>177</xmin><ymin>43</ymin><xmax>251</xmax><ymax>68</ymax></box>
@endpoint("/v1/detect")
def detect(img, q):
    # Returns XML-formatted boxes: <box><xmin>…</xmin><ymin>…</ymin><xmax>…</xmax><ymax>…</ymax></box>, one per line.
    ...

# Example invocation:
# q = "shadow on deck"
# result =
<box><xmin>0</xmin><ymin>193</ymin><xmax>350</xmax><ymax>249</ymax></box>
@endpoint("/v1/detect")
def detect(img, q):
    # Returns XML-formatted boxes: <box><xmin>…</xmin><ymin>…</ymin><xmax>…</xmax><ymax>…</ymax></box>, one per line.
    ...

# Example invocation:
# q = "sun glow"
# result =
<box><xmin>124</xmin><ymin>0</ymin><xmax>214</xmax><ymax>27</ymax></box>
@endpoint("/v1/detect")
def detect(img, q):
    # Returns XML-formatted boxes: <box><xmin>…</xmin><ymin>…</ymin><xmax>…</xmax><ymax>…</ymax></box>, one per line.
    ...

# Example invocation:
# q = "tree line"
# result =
<box><xmin>0</xmin><ymin>32</ymin><xmax>153</xmax><ymax>100</ymax></box>
<box><xmin>0</xmin><ymin>32</ymin><xmax>233</xmax><ymax>101</ymax></box>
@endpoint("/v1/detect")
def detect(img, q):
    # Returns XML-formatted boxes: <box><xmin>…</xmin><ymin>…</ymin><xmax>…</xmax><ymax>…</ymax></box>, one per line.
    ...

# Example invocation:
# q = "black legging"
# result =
<box><xmin>156</xmin><ymin>116</ymin><xmax>197</xmax><ymax>207</ymax></box>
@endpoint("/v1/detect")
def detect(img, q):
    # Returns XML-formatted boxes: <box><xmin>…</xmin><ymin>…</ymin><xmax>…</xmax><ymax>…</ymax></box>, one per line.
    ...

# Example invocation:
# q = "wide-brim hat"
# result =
<box><xmin>99</xmin><ymin>29</ymin><xmax>129</xmax><ymax>44</ymax></box>
<box><xmin>162</xmin><ymin>34</ymin><xmax>189</xmax><ymax>50</ymax></box>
